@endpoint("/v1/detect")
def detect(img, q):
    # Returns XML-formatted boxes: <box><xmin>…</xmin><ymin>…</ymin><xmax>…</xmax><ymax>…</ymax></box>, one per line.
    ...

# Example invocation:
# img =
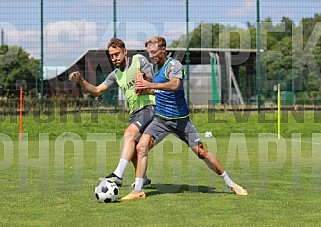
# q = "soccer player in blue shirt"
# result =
<box><xmin>121</xmin><ymin>36</ymin><xmax>247</xmax><ymax>200</ymax></box>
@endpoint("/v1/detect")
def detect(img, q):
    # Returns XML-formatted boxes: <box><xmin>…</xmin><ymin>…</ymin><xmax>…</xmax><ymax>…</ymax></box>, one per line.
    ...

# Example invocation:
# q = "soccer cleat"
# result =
<box><xmin>100</xmin><ymin>173</ymin><xmax>123</xmax><ymax>187</ymax></box>
<box><xmin>120</xmin><ymin>190</ymin><xmax>146</xmax><ymax>201</ymax></box>
<box><xmin>230</xmin><ymin>182</ymin><xmax>248</xmax><ymax>196</ymax></box>
<box><xmin>130</xmin><ymin>177</ymin><xmax>152</xmax><ymax>188</ymax></box>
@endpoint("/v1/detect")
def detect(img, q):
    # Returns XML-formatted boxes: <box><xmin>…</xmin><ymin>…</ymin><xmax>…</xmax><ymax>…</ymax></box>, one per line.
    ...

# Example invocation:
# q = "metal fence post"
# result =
<box><xmin>40</xmin><ymin>0</ymin><xmax>44</xmax><ymax>112</ymax></box>
<box><xmin>186</xmin><ymin>0</ymin><xmax>190</xmax><ymax>109</ymax></box>
<box><xmin>256</xmin><ymin>0</ymin><xmax>261</xmax><ymax>112</ymax></box>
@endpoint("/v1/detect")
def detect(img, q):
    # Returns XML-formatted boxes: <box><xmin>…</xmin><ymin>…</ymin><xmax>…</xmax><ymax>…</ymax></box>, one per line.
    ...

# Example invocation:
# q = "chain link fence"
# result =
<box><xmin>1</xmin><ymin>0</ymin><xmax>321</xmax><ymax>113</ymax></box>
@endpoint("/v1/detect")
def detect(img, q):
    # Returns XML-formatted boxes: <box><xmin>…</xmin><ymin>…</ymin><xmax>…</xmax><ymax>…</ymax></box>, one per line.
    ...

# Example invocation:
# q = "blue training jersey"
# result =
<box><xmin>152</xmin><ymin>57</ymin><xmax>189</xmax><ymax>119</ymax></box>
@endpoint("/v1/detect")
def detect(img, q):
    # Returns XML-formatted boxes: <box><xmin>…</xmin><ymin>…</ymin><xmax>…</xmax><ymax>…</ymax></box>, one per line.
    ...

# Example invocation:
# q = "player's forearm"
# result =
<box><xmin>148</xmin><ymin>89</ymin><xmax>155</xmax><ymax>94</ymax></box>
<box><xmin>78</xmin><ymin>77</ymin><xmax>102</xmax><ymax>96</ymax></box>
<box><xmin>150</xmin><ymin>82</ymin><xmax>179</xmax><ymax>92</ymax></box>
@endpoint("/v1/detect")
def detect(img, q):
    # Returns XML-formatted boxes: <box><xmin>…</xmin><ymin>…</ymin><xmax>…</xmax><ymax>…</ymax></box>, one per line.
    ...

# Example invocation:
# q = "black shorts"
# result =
<box><xmin>128</xmin><ymin>105</ymin><xmax>156</xmax><ymax>133</ymax></box>
<box><xmin>143</xmin><ymin>115</ymin><xmax>202</xmax><ymax>147</ymax></box>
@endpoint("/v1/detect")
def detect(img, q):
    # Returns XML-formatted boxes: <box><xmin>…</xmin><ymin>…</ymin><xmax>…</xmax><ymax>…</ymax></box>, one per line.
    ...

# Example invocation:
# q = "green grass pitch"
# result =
<box><xmin>0</xmin><ymin>112</ymin><xmax>321</xmax><ymax>226</ymax></box>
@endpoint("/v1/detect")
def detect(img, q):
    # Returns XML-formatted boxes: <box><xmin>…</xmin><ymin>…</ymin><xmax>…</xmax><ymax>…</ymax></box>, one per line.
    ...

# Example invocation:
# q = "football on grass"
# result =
<box><xmin>95</xmin><ymin>179</ymin><xmax>119</xmax><ymax>203</ymax></box>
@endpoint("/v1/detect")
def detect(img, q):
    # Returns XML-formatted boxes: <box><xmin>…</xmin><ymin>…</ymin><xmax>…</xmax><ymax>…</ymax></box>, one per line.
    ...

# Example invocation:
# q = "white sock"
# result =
<box><xmin>220</xmin><ymin>171</ymin><xmax>233</xmax><ymax>188</ymax></box>
<box><xmin>113</xmin><ymin>159</ymin><xmax>129</xmax><ymax>178</ymax></box>
<box><xmin>134</xmin><ymin>177</ymin><xmax>144</xmax><ymax>192</ymax></box>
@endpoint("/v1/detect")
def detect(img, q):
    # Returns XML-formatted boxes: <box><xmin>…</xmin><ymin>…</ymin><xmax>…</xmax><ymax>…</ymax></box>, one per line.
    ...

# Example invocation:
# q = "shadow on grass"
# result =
<box><xmin>145</xmin><ymin>183</ymin><xmax>231</xmax><ymax>197</ymax></box>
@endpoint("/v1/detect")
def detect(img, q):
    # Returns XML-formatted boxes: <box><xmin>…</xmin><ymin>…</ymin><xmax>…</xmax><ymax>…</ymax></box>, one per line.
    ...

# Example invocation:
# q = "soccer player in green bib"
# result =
<box><xmin>69</xmin><ymin>38</ymin><xmax>155</xmax><ymax>187</ymax></box>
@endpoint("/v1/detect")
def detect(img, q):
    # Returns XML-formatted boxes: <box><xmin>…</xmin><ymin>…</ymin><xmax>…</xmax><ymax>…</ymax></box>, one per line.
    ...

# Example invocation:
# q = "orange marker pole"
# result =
<box><xmin>19</xmin><ymin>85</ymin><xmax>23</xmax><ymax>140</ymax></box>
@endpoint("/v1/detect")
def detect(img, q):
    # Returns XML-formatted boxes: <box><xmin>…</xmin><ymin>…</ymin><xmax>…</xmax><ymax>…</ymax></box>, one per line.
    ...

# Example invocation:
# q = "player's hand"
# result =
<box><xmin>135</xmin><ymin>72</ymin><xmax>149</xmax><ymax>94</ymax></box>
<box><xmin>135</xmin><ymin>72</ymin><xmax>144</xmax><ymax>81</ymax></box>
<box><xmin>135</xmin><ymin>76</ymin><xmax>151</xmax><ymax>90</ymax></box>
<box><xmin>68</xmin><ymin>71</ymin><xmax>82</xmax><ymax>82</ymax></box>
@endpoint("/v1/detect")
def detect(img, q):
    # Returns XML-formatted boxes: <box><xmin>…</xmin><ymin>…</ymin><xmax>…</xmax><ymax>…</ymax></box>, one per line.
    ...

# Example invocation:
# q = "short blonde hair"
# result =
<box><xmin>144</xmin><ymin>36</ymin><xmax>166</xmax><ymax>48</ymax></box>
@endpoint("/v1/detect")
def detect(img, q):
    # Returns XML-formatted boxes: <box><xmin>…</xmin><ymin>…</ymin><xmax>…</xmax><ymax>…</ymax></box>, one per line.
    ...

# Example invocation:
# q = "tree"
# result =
<box><xmin>168</xmin><ymin>14</ymin><xmax>321</xmax><ymax>100</ymax></box>
<box><xmin>0</xmin><ymin>45</ymin><xmax>39</xmax><ymax>97</ymax></box>
<box><xmin>170</xmin><ymin>23</ymin><xmax>223</xmax><ymax>48</ymax></box>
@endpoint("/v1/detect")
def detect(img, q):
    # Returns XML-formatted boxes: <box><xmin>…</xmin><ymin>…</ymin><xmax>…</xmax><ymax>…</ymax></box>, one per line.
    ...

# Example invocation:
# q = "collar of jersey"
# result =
<box><xmin>152</xmin><ymin>57</ymin><xmax>171</xmax><ymax>76</ymax></box>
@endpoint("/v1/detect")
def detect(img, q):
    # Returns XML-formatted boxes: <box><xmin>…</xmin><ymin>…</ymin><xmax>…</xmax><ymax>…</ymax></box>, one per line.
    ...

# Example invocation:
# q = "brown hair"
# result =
<box><xmin>144</xmin><ymin>36</ymin><xmax>166</xmax><ymax>48</ymax></box>
<box><xmin>108</xmin><ymin>38</ymin><xmax>126</xmax><ymax>49</ymax></box>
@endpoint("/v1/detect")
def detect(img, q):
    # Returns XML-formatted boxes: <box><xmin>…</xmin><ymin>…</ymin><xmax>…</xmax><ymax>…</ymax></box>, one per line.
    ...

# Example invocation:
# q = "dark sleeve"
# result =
<box><xmin>102</xmin><ymin>70</ymin><xmax>118</xmax><ymax>88</ymax></box>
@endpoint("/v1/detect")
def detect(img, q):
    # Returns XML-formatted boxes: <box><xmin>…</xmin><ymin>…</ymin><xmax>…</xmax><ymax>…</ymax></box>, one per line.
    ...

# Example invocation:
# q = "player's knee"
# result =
<box><xmin>196</xmin><ymin>144</ymin><xmax>208</xmax><ymax>159</ymax></box>
<box><xmin>123</xmin><ymin>129</ymin><xmax>138</xmax><ymax>141</ymax></box>
<box><xmin>137</xmin><ymin>135</ymin><xmax>150</xmax><ymax>157</ymax></box>
<box><xmin>136</xmin><ymin>147</ymin><xmax>147</xmax><ymax>158</ymax></box>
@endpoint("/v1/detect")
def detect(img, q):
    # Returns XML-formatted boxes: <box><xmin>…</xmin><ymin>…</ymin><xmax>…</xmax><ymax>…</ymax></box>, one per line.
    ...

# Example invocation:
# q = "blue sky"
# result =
<box><xmin>1</xmin><ymin>0</ymin><xmax>320</xmax><ymax>67</ymax></box>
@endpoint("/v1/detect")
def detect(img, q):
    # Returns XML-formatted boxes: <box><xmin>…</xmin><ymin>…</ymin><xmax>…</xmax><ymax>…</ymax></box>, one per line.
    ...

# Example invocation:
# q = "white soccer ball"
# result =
<box><xmin>95</xmin><ymin>179</ymin><xmax>119</xmax><ymax>203</ymax></box>
<box><xmin>205</xmin><ymin>131</ymin><xmax>213</xmax><ymax>138</ymax></box>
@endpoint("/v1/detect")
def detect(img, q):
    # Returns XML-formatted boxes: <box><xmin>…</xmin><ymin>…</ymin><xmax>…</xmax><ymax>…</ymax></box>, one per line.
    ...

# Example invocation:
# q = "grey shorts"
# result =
<box><xmin>128</xmin><ymin>105</ymin><xmax>156</xmax><ymax>133</ymax></box>
<box><xmin>143</xmin><ymin>115</ymin><xmax>202</xmax><ymax>147</ymax></box>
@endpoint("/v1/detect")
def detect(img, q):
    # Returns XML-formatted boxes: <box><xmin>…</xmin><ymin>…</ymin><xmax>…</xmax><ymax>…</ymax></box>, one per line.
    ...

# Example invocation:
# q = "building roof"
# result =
<box><xmin>43</xmin><ymin>66</ymin><xmax>68</xmax><ymax>80</ymax></box>
<box><xmin>44</xmin><ymin>47</ymin><xmax>258</xmax><ymax>80</ymax></box>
